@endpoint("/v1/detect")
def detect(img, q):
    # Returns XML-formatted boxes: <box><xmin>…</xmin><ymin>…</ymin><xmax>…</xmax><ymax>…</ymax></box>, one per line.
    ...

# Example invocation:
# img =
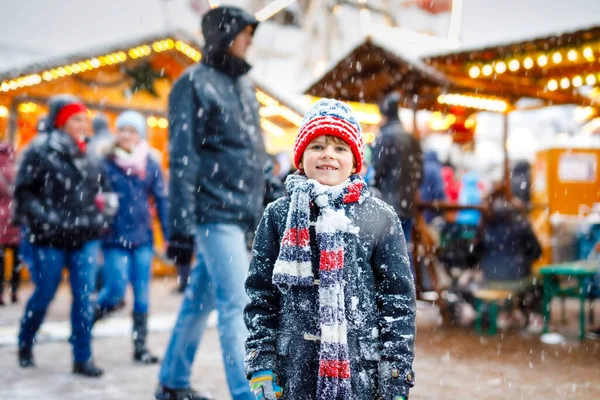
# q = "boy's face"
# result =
<box><xmin>299</xmin><ymin>135</ymin><xmax>356</xmax><ymax>186</ymax></box>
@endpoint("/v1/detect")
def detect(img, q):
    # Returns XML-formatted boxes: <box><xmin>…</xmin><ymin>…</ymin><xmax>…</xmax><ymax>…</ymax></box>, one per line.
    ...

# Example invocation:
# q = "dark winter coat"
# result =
<box><xmin>510</xmin><ymin>161</ymin><xmax>531</xmax><ymax>205</ymax></box>
<box><xmin>101</xmin><ymin>154</ymin><xmax>168</xmax><ymax>249</ymax></box>
<box><xmin>372</xmin><ymin>120</ymin><xmax>423</xmax><ymax>219</ymax></box>
<box><xmin>245</xmin><ymin>196</ymin><xmax>416</xmax><ymax>399</ymax></box>
<box><xmin>480</xmin><ymin>201</ymin><xmax>542</xmax><ymax>281</ymax></box>
<box><xmin>0</xmin><ymin>143</ymin><xmax>20</xmax><ymax>245</ymax></box>
<box><xmin>168</xmin><ymin>8</ymin><xmax>266</xmax><ymax>238</ymax></box>
<box><xmin>14</xmin><ymin>131</ymin><xmax>111</xmax><ymax>249</ymax></box>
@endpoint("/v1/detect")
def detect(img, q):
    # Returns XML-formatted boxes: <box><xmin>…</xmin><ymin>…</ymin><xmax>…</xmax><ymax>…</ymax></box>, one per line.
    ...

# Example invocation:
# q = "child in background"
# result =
<box><xmin>244</xmin><ymin>99</ymin><xmax>416</xmax><ymax>400</ymax></box>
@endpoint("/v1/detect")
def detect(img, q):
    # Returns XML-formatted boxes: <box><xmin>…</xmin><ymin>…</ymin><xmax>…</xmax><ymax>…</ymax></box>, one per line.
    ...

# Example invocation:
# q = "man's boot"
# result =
<box><xmin>154</xmin><ymin>385</ymin><xmax>213</xmax><ymax>400</ymax></box>
<box><xmin>132</xmin><ymin>312</ymin><xmax>159</xmax><ymax>364</ymax></box>
<box><xmin>73</xmin><ymin>360</ymin><xmax>104</xmax><ymax>377</ymax></box>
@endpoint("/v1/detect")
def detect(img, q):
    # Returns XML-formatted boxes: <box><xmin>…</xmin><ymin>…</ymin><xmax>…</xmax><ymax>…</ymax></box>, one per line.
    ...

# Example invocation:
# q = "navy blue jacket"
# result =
<box><xmin>245</xmin><ymin>196</ymin><xmax>416</xmax><ymax>399</ymax></box>
<box><xmin>372</xmin><ymin>120</ymin><xmax>423</xmax><ymax>219</ymax></box>
<box><xmin>420</xmin><ymin>150</ymin><xmax>446</xmax><ymax>222</ymax></box>
<box><xmin>480</xmin><ymin>204</ymin><xmax>542</xmax><ymax>281</ymax></box>
<box><xmin>102</xmin><ymin>156</ymin><xmax>168</xmax><ymax>248</ymax></box>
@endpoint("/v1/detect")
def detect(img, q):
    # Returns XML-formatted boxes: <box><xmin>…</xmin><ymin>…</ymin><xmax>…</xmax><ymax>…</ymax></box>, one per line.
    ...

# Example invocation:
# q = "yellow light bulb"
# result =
<box><xmin>494</xmin><ymin>62</ymin><xmax>507</xmax><ymax>74</ymax></box>
<box><xmin>468</xmin><ymin>66</ymin><xmax>481</xmax><ymax>78</ymax></box>
<box><xmin>567</xmin><ymin>49</ymin><xmax>578</xmax><ymax>61</ymax></box>
<box><xmin>42</xmin><ymin>71</ymin><xmax>53</xmax><ymax>81</ymax></box>
<box><xmin>523</xmin><ymin>57</ymin><xmax>534</xmax><ymax>69</ymax></box>
<box><xmin>508</xmin><ymin>59</ymin><xmax>520</xmax><ymax>71</ymax></box>
<box><xmin>147</xmin><ymin>117</ymin><xmax>158</xmax><ymax>128</ymax></box>
<box><xmin>537</xmin><ymin>55</ymin><xmax>548</xmax><ymax>67</ymax></box>
<box><xmin>560</xmin><ymin>77</ymin><xmax>570</xmax><ymax>89</ymax></box>
<box><xmin>552</xmin><ymin>52</ymin><xmax>562</xmax><ymax>64</ymax></box>
<box><xmin>572</xmin><ymin>75</ymin><xmax>583</xmax><ymax>88</ymax></box>
<box><xmin>586</xmin><ymin>74</ymin><xmax>597</xmax><ymax>85</ymax></box>
<box><xmin>547</xmin><ymin>79</ymin><xmax>558</xmax><ymax>91</ymax></box>
<box><xmin>482</xmin><ymin>64</ymin><xmax>493</xmax><ymax>76</ymax></box>
<box><xmin>583</xmin><ymin>47</ymin><xmax>594</xmax><ymax>59</ymax></box>
<box><xmin>158</xmin><ymin>118</ymin><xmax>169</xmax><ymax>129</ymax></box>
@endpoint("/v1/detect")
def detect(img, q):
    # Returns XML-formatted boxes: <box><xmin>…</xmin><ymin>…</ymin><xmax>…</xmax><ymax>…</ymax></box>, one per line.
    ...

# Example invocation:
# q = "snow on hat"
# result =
<box><xmin>116</xmin><ymin>110</ymin><xmax>147</xmax><ymax>138</ymax></box>
<box><xmin>293</xmin><ymin>98</ymin><xmax>364</xmax><ymax>173</ymax></box>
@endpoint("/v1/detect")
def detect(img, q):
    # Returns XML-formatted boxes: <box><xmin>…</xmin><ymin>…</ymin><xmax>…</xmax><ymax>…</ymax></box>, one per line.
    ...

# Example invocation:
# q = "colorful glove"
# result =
<box><xmin>385</xmin><ymin>396</ymin><xmax>406</xmax><ymax>400</ymax></box>
<box><xmin>250</xmin><ymin>370</ymin><xmax>283</xmax><ymax>400</ymax></box>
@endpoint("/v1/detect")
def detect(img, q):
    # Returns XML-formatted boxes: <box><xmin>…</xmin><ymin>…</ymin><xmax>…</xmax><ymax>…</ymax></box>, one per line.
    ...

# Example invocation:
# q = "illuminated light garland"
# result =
<box><xmin>482</xmin><ymin>64</ymin><xmax>493</xmax><ymax>76</ymax></box>
<box><xmin>0</xmin><ymin>105</ymin><xmax>9</xmax><ymax>117</ymax></box>
<box><xmin>508</xmin><ymin>59</ymin><xmax>520</xmax><ymax>71</ymax></box>
<box><xmin>547</xmin><ymin>79</ymin><xmax>558</xmax><ymax>91</ymax></box>
<box><xmin>523</xmin><ymin>57</ymin><xmax>534</xmax><ymax>69</ymax></box>
<box><xmin>437</xmin><ymin>93</ymin><xmax>508</xmax><ymax>112</ymax></box>
<box><xmin>469</xmin><ymin>66</ymin><xmax>480</xmax><ymax>78</ymax></box>
<box><xmin>255</xmin><ymin>90</ymin><xmax>302</xmax><ymax>127</ymax></box>
<box><xmin>568</xmin><ymin>49</ymin><xmax>579</xmax><ymax>61</ymax></box>
<box><xmin>537</xmin><ymin>54</ymin><xmax>548</xmax><ymax>67</ymax></box>
<box><xmin>260</xmin><ymin>118</ymin><xmax>285</xmax><ymax>137</ymax></box>
<box><xmin>494</xmin><ymin>61</ymin><xmax>506</xmax><ymax>74</ymax></box>
<box><xmin>0</xmin><ymin>38</ymin><xmax>199</xmax><ymax>93</ymax></box>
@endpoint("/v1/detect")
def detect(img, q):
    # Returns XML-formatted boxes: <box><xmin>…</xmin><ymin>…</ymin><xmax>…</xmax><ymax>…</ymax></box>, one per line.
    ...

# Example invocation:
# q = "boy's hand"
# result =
<box><xmin>250</xmin><ymin>370</ymin><xmax>283</xmax><ymax>400</ymax></box>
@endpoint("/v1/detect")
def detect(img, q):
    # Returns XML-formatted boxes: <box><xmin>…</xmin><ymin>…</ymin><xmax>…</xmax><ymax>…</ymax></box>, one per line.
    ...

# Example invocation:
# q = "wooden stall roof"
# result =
<box><xmin>305</xmin><ymin>29</ymin><xmax>597</xmax><ymax>110</ymax></box>
<box><xmin>424</xmin><ymin>25</ymin><xmax>600</xmax><ymax>107</ymax></box>
<box><xmin>304</xmin><ymin>36</ymin><xmax>449</xmax><ymax>108</ymax></box>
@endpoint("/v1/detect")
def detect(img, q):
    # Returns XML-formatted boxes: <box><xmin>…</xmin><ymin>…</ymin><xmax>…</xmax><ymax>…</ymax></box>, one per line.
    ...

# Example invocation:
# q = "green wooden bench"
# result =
<box><xmin>539</xmin><ymin>261</ymin><xmax>599</xmax><ymax>341</ymax></box>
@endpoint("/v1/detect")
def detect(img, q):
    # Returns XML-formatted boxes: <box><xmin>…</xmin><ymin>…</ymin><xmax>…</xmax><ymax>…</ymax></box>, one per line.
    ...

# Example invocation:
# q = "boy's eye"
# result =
<box><xmin>311</xmin><ymin>145</ymin><xmax>323</xmax><ymax>150</ymax></box>
<box><xmin>336</xmin><ymin>146</ymin><xmax>348</xmax><ymax>152</ymax></box>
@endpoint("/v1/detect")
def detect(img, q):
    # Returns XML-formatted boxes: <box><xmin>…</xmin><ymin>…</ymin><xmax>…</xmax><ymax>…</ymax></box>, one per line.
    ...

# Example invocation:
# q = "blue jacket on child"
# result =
<box><xmin>102</xmin><ymin>156</ymin><xmax>168</xmax><ymax>248</ymax></box>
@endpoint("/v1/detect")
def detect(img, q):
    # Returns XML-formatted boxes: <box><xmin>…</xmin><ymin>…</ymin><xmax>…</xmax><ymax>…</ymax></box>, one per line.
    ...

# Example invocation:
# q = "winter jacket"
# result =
<box><xmin>0</xmin><ymin>143</ymin><xmax>20</xmax><ymax>245</ymax></box>
<box><xmin>245</xmin><ymin>196</ymin><xmax>416</xmax><ymax>399</ymax></box>
<box><xmin>101</xmin><ymin>154</ymin><xmax>168</xmax><ymax>249</ymax></box>
<box><xmin>480</xmin><ymin>201</ymin><xmax>542</xmax><ymax>281</ymax></box>
<box><xmin>372</xmin><ymin>120</ymin><xmax>423</xmax><ymax>219</ymax></box>
<box><xmin>168</xmin><ymin>8</ymin><xmax>266</xmax><ymax>238</ymax></box>
<box><xmin>441</xmin><ymin>167</ymin><xmax>460</xmax><ymax>203</ymax></box>
<box><xmin>510</xmin><ymin>161</ymin><xmax>531</xmax><ymax>205</ymax></box>
<box><xmin>420</xmin><ymin>150</ymin><xmax>446</xmax><ymax>222</ymax></box>
<box><xmin>456</xmin><ymin>172</ymin><xmax>482</xmax><ymax>226</ymax></box>
<box><xmin>14</xmin><ymin>131</ymin><xmax>111</xmax><ymax>249</ymax></box>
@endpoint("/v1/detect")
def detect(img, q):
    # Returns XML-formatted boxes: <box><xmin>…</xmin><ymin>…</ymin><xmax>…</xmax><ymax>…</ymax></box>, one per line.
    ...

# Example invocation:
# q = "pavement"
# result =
<box><xmin>1</xmin><ymin>278</ymin><xmax>600</xmax><ymax>400</ymax></box>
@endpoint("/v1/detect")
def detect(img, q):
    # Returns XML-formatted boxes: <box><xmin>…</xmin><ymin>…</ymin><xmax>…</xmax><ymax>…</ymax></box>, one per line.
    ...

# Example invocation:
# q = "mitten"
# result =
<box><xmin>166</xmin><ymin>235</ymin><xmax>195</xmax><ymax>265</ymax></box>
<box><xmin>250</xmin><ymin>370</ymin><xmax>283</xmax><ymax>400</ymax></box>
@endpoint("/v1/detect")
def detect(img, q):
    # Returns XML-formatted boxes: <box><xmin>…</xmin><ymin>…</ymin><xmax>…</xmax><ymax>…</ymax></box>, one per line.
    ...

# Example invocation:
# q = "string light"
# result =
<box><xmin>468</xmin><ymin>66</ymin><xmax>480</xmax><ymax>78</ymax></box>
<box><xmin>0</xmin><ymin>37</ymin><xmax>199</xmax><ymax>93</ymax></box>
<box><xmin>583</xmin><ymin>47</ymin><xmax>594</xmax><ymax>59</ymax></box>
<box><xmin>537</xmin><ymin>54</ymin><xmax>548</xmax><ymax>67</ymax></box>
<box><xmin>586</xmin><ymin>74</ymin><xmax>597</xmax><ymax>86</ymax></box>
<box><xmin>552</xmin><ymin>52</ymin><xmax>563</xmax><ymax>64</ymax></box>
<box><xmin>494</xmin><ymin>62</ymin><xmax>506</xmax><ymax>74</ymax></box>
<box><xmin>260</xmin><ymin>118</ymin><xmax>285</xmax><ymax>137</ymax></box>
<box><xmin>523</xmin><ymin>57</ymin><xmax>534</xmax><ymax>69</ymax></box>
<box><xmin>508</xmin><ymin>59</ymin><xmax>520</xmax><ymax>71</ymax></box>
<box><xmin>255</xmin><ymin>90</ymin><xmax>302</xmax><ymax>127</ymax></box>
<box><xmin>560</xmin><ymin>77</ymin><xmax>570</xmax><ymax>89</ymax></box>
<box><xmin>572</xmin><ymin>75</ymin><xmax>583</xmax><ymax>88</ymax></box>
<box><xmin>547</xmin><ymin>79</ymin><xmax>558</xmax><ymax>91</ymax></box>
<box><xmin>482</xmin><ymin>64</ymin><xmax>493</xmax><ymax>76</ymax></box>
<box><xmin>437</xmin><ymin>93</ymin><xmax>508</xmax><ymax>112</ymax></box>
<box><xmin>0</xmin><ymin>106</ymin><xmax>8</xmax><ymax>118</ymax></box>
<box><xmin>568</xmin><ymin>49</ymin><xmax>578</xmax><ymax>61</ymax></box>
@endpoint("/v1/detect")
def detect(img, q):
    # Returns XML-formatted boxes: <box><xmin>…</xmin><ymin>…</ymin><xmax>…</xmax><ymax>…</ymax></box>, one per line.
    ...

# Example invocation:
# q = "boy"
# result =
<box><xmin>244</xmin><ymin>99</ymin><xmax>416</xmax><ymax>400</ymax></box>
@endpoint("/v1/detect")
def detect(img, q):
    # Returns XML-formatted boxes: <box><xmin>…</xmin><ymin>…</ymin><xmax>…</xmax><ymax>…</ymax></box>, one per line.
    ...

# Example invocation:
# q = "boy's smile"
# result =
<box><xmin>299</xmin><ymin>136</ymin><xmax>356</xmax><ymax>186</ymax></box>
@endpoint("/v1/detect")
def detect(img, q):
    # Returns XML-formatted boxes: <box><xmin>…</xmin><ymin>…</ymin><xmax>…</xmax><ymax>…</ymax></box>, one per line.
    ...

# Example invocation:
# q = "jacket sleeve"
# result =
<box><xmin>372</xmin><ymin>132</ymin><xmax>391</xmax><ymax>188</ymax></box>
<box><xmin>371</xmin><ymin>208</ymin><xmax>417</xmax><ymax>398</ymax></box>
<box><xmin>244</xmin><ymin>202</ymin><xmax>282</xmax><ymax>379</ymax></box>
<box><xmin>150</xmin><ymin>160</ymin><xmax>169</xmax><ymax>240</ymax></box>
<box><xmin>14</xmin><ymin>147</ymin><xmax>59</xmax><ymax>228</ymax></box>
<box><xmin>168</xmin><ymin>71</ymin><xmax>205</xmax><ymax>238</ymax></box>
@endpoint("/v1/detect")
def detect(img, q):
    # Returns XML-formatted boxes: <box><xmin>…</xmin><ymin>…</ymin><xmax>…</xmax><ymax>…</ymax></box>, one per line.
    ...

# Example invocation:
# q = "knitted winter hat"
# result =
<box><xmin>116</xmin><ymin>110</ymin><xmax>147</xmax><ymax>138</ymax></box>
<box><xmin>293</xmin><ymin>98</ymin><xmax>364</xmax><ymax>173</ymax></box>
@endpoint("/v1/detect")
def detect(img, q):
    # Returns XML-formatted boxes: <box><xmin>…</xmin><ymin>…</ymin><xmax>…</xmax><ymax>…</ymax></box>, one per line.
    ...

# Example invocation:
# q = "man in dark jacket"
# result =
<box><xmin>155</xmin><ymin>6</ymin><xmax>264</xmax><ymax>400</ymax></box>
<box><xmin>372</xmin><ymin>93</ymin><xmax>423</xmax><ymax>260</ymax></box>
<box><xmin>16</xmin><ymin>94</ymin><xmax>111</xmax><ymax>377</ymax></box>
<box><xmin>420</xmin><ymin>150</ymin><xmax>446</xmax><ymax>222</ymax></box>
<box><xmin>510</xmin><ymin>160</ymin><xmax>532</xmax><ymax>206</ymax></box>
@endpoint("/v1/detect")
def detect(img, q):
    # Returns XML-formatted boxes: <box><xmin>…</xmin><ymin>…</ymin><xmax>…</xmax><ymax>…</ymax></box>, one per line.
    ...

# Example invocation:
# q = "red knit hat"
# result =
<box><xmin>54</xmin><ymin>102</ymin><xmax>87</xmax><ymax>128</ymax></box>
<box><xmin>293</xmin><ymin>99</ymin><xmax>364</xmax><ymax>173</ymax></box>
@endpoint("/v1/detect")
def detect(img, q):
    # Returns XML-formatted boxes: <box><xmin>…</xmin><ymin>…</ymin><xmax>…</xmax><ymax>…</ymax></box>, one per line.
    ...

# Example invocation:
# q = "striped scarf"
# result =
<box><xmin>273</xmin><ymin>173</ymin><xmax>369</xmax><ymax>400</ymax></box>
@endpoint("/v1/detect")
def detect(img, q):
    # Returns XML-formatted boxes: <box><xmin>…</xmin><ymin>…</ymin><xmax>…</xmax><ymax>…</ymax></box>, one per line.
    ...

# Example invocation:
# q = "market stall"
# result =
<box><xmin>0</xmin><ymin>29</ymin><xmax>304</xmax><ymax>277</ymax></box>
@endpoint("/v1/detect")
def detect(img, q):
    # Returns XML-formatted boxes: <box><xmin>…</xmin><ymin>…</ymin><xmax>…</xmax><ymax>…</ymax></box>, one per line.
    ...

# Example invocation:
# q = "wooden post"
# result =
<box><xmin>502</xmin><ymin>110</ymin><xmax>512</xmax><ymax>198</ymax></box>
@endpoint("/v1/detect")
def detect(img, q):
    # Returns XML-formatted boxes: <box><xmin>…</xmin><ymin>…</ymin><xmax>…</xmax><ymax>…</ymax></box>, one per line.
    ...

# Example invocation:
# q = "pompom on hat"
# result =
<box><xmin>293</xmin><ymin>98</ymin><xmax>364</xmax><ymax>173</ymax></box>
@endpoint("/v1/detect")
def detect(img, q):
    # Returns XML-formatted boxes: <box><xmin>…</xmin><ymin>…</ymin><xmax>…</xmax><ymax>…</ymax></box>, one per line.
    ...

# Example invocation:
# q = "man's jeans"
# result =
<box><xmin>97</xmin><ymin>244</ymin><xmax>153</xmax><ymax>314</ymax></box>
<box><xmin>18</xmin><ymin>241</ymin><xmax>99</xmax><ymax>362</ymax></box>
<box><xmin>158</xmin><ymin>224</ymin><xmax>253</xmax><ymax>400</ymax></box>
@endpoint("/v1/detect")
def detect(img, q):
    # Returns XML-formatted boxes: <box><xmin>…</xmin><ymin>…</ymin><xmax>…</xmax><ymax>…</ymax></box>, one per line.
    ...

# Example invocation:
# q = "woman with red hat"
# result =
<box><xmin>15</xmin><ymin>94</ymin><xmax>114</xmax><ymax>377</ymax></box>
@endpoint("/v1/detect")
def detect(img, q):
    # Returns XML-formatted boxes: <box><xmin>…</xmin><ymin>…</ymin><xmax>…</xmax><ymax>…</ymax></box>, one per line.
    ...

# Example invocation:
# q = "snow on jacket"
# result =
<box><xmin>14</xmin><ymin>131</ymin><xmax>111</xmax><ymax>249</ymax></box>
<box><xmin>372</xmin><ymin>120</ymin><xmax>423</xmax><ymax>219</ymax></box>
<box><xmin>480</xmin><ymin>200</ymin><xmax>542</xmax><ymax>281</ymax></box>
<box><xmin>456</xmin><ymin>171</ymin><xmax>482</xmax><ymax>226</ymax></box>
<box><xmin>0</xmin><ymin>143</ymin><xmax>20</xmax><ymax>245</ymax></box>
<box><xmin>245</xmin><ymin>196</ymin><xmax>416</xmax><ymax>399</ymax></box>
<box><xmin>101</xmin><ymin>153</ymin><xmax>168</xmax><ymax>248</ymax></box>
